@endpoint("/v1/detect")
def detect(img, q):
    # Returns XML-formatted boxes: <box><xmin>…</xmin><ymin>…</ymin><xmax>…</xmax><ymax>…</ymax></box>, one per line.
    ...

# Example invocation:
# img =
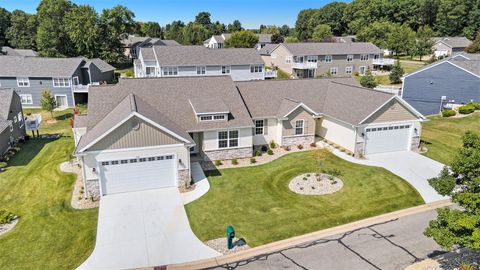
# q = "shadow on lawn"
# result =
<box><xmin>7</xmin><ymin>137</ymin><xmax>60</xmax><ymax>167</ymax></box>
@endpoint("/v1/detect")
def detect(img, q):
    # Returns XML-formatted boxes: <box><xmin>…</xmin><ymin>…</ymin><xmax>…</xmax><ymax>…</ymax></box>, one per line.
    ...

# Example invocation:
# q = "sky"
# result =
<box><xmin>0</xmin><ymin>0</ymin><xmax>349</xmax><ymax>29</ymax></box>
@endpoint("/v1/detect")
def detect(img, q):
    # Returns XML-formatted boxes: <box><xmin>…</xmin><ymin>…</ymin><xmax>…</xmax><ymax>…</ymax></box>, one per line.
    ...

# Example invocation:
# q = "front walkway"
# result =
<box><xmin>77</xmin><ymin>188</ymin><xmax>220</xmax><ymax>270</ymax></box>
<box><xmin>320</xmin><ymin>142</ymin><xmax>447</xmax><ymax>203</ymax></box>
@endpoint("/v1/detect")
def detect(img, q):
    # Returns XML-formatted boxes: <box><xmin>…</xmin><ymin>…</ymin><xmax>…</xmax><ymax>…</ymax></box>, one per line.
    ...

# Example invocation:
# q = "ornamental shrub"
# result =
<box><xmin>459</xmin><ymin>104</ymin><xmax>475</xmax><ymax>114</ymax></box>
<box><xmin>442</xmin><ymin>109</ymin><xmax>456</xmax><ymax>117</ymax></box>
<box><xmin>0</xmin><ymin>209</ymin><xmax>16</xmax><ymax>224</ymax></box>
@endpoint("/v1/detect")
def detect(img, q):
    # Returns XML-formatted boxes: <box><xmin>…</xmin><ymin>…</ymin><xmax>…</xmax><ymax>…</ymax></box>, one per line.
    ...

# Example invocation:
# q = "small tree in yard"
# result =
<box><xmin>360</xmin><ymin>67</ymin><xmax>377</xmax><ymax>88</ymax></box>
<box><xmin>40</xmin><ymin>90</ymin><xmax>56</xmax><ymax>119</ymax></box>
<box><xmin>425</xmin><ymin>131</ymin><xmax>480</xmax><ymax>250</ymax></box>
<box><xmin>224</xmin><ymin>30</ymin><xmax>259</xmax><ymax>48</ymax></box>
<box><xmin>389</xmin><ymin>60</ymin><xmax>404</xmax><ymax>84</ymax></box>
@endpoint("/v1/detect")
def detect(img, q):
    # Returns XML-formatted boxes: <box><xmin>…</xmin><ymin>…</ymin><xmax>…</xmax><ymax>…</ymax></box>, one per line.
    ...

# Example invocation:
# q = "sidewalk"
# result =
<box><xmin>165</xmin><ymin>199</ymin><xmax>452</xmax><ymax>270</ymax></box>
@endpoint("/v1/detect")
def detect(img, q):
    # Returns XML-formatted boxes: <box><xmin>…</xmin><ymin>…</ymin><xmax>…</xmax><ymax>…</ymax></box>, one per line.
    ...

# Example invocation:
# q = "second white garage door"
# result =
<box><xmin>100</xmin><ymin>155</ymin><xmax>176</xmax><ymax>195</ymax></box>
<box><xmin>364</xmin><ymin>125</ymin><xmax>411</xmax><ymax>155</ymax></box>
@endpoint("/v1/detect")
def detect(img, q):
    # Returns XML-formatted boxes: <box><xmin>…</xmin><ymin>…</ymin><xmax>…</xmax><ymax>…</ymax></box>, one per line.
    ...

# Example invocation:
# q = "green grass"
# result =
<box><xmin>421</xmin><ymin>113</ymin><xmax>480</xmax><ymax>165</ymax></box>
<box><xmin>116</xmin><ymin>67</ymin><xmax>134</xmax><ymax>78</ymax></box>
<box><xmin>185</xmin><ymin>150</ymin><xmax>424</xmax><ymax>247</ymax></box>
<box><xmin>0</xmin><ymin>109</ymin><xmax>97</xmax><ymax>269</ymax></box>
<box><xmin>274</xmin><ymin>68</ymin><xmax>291</xmax><ymax>80</ymax></box>
<box><xmin>400</xmin><ymin>60</ymin><xmax>425</xmax><ymax>74</ymax></box>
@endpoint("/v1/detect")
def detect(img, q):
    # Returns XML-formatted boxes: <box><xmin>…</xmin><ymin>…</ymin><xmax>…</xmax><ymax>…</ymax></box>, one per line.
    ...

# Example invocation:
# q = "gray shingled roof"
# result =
<box><xmin>150</xmin><ymin>46</ymin><xmax>264</xmax><ymax>66</ymax></box>
<box><xmin>259</xmin><ymin>44</ymin><xmax>280</xmax><ymax>55</ymax></box>
<box><xmin>139</xmin><ymin>47</ymin><xmax>155</xmax><ymax>61</ymax></box>
<box><xmin>0</xmin><ymin>56</ymin><xmax>84</xmax><ymax>77</ymax></box>
<box><xmin>84</xmin><ymin>58</ymin><xmax>116</xmax><ymax>72</ymax></box>
<box><xmin>405</xmin><ymin>53</ymin><xmax>480</xmax><ymax>77</ymax></box>
<box><xmin>237</xmin><ymin>78</ymin><xmax>396</xmax><ymax>125</ymax></box>
<box><xmin>81</xmin><ymin>76</ymin><xmax>253</xmax><ymax>147</ymax></box>
<box><xmin>279</xmin><ymin>42</ymin><xmax>383</xmax><ymax>55</ymax></box>
<box><xmin>205</xmin><ymin>33</ymin><xmax>272</xmax><ymax>44</ymax></box>
<box><xmin>156</xmin><ymin>39</ymin><xmax>180</xmax><ymax>46</ymax></box>
<box><xmin>1</xmin><ymin>46</ymin><xmax>37</xmax><ymax>56</ymax></box>
<box><xmin>122</xmin><ymin>35</ymin><xmax>149</xmax><ymax>47</ymax></box>
<box><xmin>0</xmin><ymin>89</ymin><xmax>14</xmax><ymax>133</ymax></box>
<box><xmin>451</xmin><ymin>59</ymin><xmax>480</xmax><ymax>76</ymax></box>
<box><xmin>189</xmin><ymin>96</ymin><xmax>230</xmax><ymax>114</ymax></box>
<box><xmin>434</xmin><ymin>37</ymin><xmax>471</xmax><ymax>48</ymax></box>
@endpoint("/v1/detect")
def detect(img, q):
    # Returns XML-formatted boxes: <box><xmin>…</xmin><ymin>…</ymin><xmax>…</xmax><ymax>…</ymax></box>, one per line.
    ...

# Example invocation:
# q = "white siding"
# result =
<box><xmin>202</xmin><ymin>127</ymin><xmax>253</xmax><ymax>151</ymax></box>
<box><xmin>316</xmin><ymin>116</ymin><xmax>356</xmax><ymax>152</ymax></box>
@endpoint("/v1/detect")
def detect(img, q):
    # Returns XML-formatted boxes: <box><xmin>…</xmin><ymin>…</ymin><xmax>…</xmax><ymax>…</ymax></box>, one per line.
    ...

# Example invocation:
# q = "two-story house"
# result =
<box><xmin>262</xmin><ymin>42</ymin><xmax>384</xmax><ymax>78</ymax></box>
<box><xmin>0</xmin><ymin>89</ymin><xmax>26</xmax><ymax>156</ymax></box>
<box><xmin>134</xmin><ymin>45</ymin><xmax>267</xmax><ymax>81</ymax></box>
<box><xmin>72</xmin><ymin>76</ymin><xmax>425</xmax><ymax>198</ymax></box>
<box><xmin>0</xmin><ymin>56</ymin><xmax>115</xmax><ymax>108</ymax></box>
<box><xmin>204</xmin><ymin>33</ymin><xmax>273</xmax><ymax>50</ymax></box>
<box><xmin>432</xmin><ymin>37</ymin><xmax>471</xmax><ymax>57</ymax></box>
<box><xmin>122</xmin><ymin>35</ymin><xmax>180</xmax><ymax>61</ymax></box>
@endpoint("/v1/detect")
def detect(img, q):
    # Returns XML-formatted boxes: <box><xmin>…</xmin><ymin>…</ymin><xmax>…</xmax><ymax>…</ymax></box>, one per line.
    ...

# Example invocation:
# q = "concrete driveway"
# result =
<box><xmin>78</xmin><ymin>188</ymin><xmax>220</xmax><ymax>270</ymax></box>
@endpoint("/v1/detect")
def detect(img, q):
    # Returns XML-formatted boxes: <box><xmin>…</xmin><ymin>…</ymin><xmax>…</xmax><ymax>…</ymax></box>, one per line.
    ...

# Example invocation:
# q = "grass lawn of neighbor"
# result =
<box><xmin>185</xmin><ymin>150</ymin><xmax>424</xmax><ymax>247</ymax></box>
<box><xmin>0</xmin><ymin>109</ymin><xmax>97</xmax><ymax>269</ymax></box>
<box><xmin>421</xmin><ymin>113</ymin><xmax>480</xmax><ymax>165</ymax></box>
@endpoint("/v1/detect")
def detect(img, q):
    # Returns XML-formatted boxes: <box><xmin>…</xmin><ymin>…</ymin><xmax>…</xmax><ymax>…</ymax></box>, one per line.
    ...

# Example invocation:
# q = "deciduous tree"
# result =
<box><xmin>36</xmin><ymin>0</ymin><xmax>73</xmax><ymax>57</ymax></box>
<box><xmin>141</xmin><ymin>21</ymin><xmax>163</xmax><ymax>38</ymax></box>
<box><xmin>411</xmin><ymin>26</ymin><xmax>434</xmax><ymax>60</ymax></box>
<box><xmin>6</xmin><ymin>10</ymin><xmax>37</xmax><ymax>50</ymax></box>
<box><xmin>227</xmin><ymin>20</ymin><xmax>243</xmax><ymax>32</ymax></box>
<box><xmin>308</xmin><ymin>2</ymin><xmax>348</xmax><ymax>36</ymax></box>
<box><xmin>0</xmin><ymin>8</ymin><xmax>10</xmax><ymax>47</ymax></box>
<box><xmin>312</xmin><ymin>24</ymin><xmax>333</xmax><ymax>42</ymax></box>
<box><xmin>181</xmin><ymin>22</ymin><xmax>209</xmax><ymax>45</ymax></box>
<box><xmin>224</xmin><ymin>30</ymin><xmax>258</xmax><ymax>48</ymax></box>
<box><xmin>64</xmin><ymin>5</ymin><xmax>100</xmax><ymax>58</ymax></box>
<box><xmin>465</xmin><ymin>31</ymin><xmax>480</xmax><ymax>53</ymax></box>
<box><xmin>40</xmin><ymin>90</ymin><xmax>56</xmax><ymax>119</ymax></box>
<box><xmin>295</xmin><ymin>9</ymin><xmax>316</xmax><ymax>40</ymax></box>
<box><xmin>164</xmin><ymin>20</ymin><xmax>185</xmax><ymax>41</ymax></box>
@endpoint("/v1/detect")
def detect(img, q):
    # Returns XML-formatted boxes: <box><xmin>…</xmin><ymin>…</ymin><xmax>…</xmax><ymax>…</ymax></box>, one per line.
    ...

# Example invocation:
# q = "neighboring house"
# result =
<box><xmin>122</xmin><ymin>35</ymin><xmax>180</xmax><ymax>61</ymax></box>
<box><xmin>72</xmin><ymin>76</ymin><xmax>425</xmax><ymax>198</ymax></box>
<box><xmin>432</xmin><ymin>37</ymin><xmax>471</xmax><ymax>57</ymax></box>
<box><xmin>134</xmin><ymin>45</ymin><xmax>267</xmax><ymax>81</ymax></box>
<box><xmin>0</xmin><ymin>89</ymin><xmax>26</xmax><ymax>156</ymax></box>
<box><xmin>1</xmin><ymin>46</ymin><xmax>38</xmax><ymax>57</ymax></box>
<box><xmin>204</xmin><ymin>33</ymin><xmax>273</xmax><ymax>50</ymax></box>
<box><xmin>263</xmin><ymin>42</ymin><xmax>385</xmax><ymax>78</ymax></box>
<box><xmin>402</xmin><ymin>53</ymin><xmax>480</xmax><ymax>116</ymax></box>
<box><xmin>0</xmin><ymin>56</ymin><xmax>115</xmax><ymax>107</ymax></box>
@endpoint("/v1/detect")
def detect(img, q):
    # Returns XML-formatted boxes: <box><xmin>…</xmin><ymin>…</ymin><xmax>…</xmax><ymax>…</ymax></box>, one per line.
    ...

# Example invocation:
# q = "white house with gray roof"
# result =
<box><xmin>433</xmin><ymin>37</ymin><xmax>471</xmax><ymax>57</ymax></box>
<box><xmin>262</xmin><ymin>42</ymin><xmax>385</xmax><ymax>78</ymax></box>
<box><xmin>204</xmin><ymin>33</ymin><xmax>273</xmax><ymax>50</ymax></box>
<box><xmin>72</xmin><ymin>76</ymin><xmax>425</xmax><ymax>198</ymax></box>
<box><xmin>0</xmin><ymin>56</ymin><xmax>115</xmax><ymax>107</ymax></box>
<box><xmin>134</xmin><ymin>45</ymin><xmax>267</xmax><ymax>81</ymax></box>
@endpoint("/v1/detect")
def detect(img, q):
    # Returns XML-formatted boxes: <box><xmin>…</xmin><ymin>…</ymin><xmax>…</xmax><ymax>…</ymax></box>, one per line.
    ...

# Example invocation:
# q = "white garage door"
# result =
<box><xmin>364</xmin><ymin>124</ymin><xmax>411</xmax><ymax>155</ymax></box>
<box><xmin>100</xmin><ymin>155</ymin><xmax>176</xmax><ymax>195</ymax></box>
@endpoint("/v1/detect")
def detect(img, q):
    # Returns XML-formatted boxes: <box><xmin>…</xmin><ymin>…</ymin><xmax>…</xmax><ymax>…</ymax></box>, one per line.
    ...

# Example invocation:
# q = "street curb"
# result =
<box><xmin>165</xmin><ymin>199</ymin><xmax>452</xmax><ymax>270</ymax></box>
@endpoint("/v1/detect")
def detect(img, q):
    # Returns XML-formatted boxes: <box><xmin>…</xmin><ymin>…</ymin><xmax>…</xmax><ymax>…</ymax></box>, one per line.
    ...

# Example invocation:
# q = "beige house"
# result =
<box><xmin>432</xmin><ymin>37</ymin><xmax>471</xmax><ymax>57</ymax></box>
<box><xmin>73</xmin><ymin>76</ymin><xmax>425</xmax><ymax>198</ymax></box>
<box><xmin>261</xmin><ymin>42</ymin><xmax>384</xmax><ymax>78</ymax></box>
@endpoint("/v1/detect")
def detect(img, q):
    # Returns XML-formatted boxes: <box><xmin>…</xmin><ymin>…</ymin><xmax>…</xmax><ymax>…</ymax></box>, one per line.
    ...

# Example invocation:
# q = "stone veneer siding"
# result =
<box><xmin>178</xmin><ymin>169</ymin><xmax>191</xmax><ymax>191</ymax></box>
<box><xmin>282</xmin><ymin>135</ymin><xmax>315</xmax><ymax>147</ymax></box>
<box><xmin>86</xmin><ymin>179</ymin><xmax>100</xmax><ymax>199</ymax></box>
<box><xmin>202</xmin><ymin>147</ymin><xmax>253</xmax><ymax>161</ymax></box>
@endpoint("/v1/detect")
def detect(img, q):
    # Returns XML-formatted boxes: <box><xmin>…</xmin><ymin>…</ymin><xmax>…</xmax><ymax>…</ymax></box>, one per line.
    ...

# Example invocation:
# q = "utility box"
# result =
<box><xmin>226</xmin><ymin>226</ymin><xmax>235</xmax><ymax>249</ymax></box>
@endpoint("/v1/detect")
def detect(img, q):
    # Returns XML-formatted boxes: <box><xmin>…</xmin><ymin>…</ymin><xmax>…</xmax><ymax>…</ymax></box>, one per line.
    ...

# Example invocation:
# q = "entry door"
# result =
<box><xmin>55</xmin><ymin>95</ymin><xmax>68</xmax><ymax>107</ymax></box>
<box><xmin>100</xmin><ymin>155</ymin><xmax>176</xmax><ymax>195</ymax></box>
<box><xmin>364</xmin><ymin>125</ymin><xmax>411</xmax><ymax>155</ymax></box>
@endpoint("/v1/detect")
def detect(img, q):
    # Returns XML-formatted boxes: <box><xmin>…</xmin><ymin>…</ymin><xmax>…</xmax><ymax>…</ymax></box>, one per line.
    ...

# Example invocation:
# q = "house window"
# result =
<box><xmin>222</xmin><ymin>66</ymin><xmax>230</xmax><ymax>74</ymax></box>
<box><xmin>330</xmin><ymin>67</ymin><xmax>338</xmax><ymax>75</ymax></box>
<box><xmin>163</xmin><ymin>67</ymin><xmax>178</xmax><ymax>76</ymax></box>
<box><xmin>218</xmin><ymin>130</ymin><xmax>239</xmax><ymax>148</ymax></box>
<box><xmin>53</xmin><ymin>77</ymin><xmax>70</xmax><ymax>87</ymax></box>
<box><xmin>285</xmin><ymin>56</ymin><xmax>292</xmax><ymax>63</ymax></box>
<box><xmin>294</xmin><ymin>120</ymin><xmax>304</xmax><ymax>135</ymax></box>
<box><xmin>199</xmin><ymin>114</ymin><xmax>226</xmax><ymax>121</ymax></box>
<box><xmin>307</xmin><ymin>56</ymin><xmax>318</xmax><ymax>63</ymax></box>
<box><xmin>347</xmin><ymin>55</ymin><xmax>354</xmax><ymax>62</ymax></box>
<box><xmin>196</xmin><ymin>66</ymin><xmax>206</xmax><ymax>75</ymax></box>
<box><xmin>255</xmin><ymin>120</ymin><xmax>264</xmax><ymax>135</ymax></box>
<box><xmin>359</xmin><ymin>66</ymin><xmax>366</xmax><ymax>75</ymax></box>
<box><xmin>250</xmin><ymin>65</ymin><xmax>263</xmax><ymax>73</ymax></box>
<box><xmin>17</xmin><ymin>77</ymin><xmax>30</xmax><ymax>87</ymax></box>
<box><xmin>101</xmin><ymin>161</ymin><xmax>109</xmax><ymax>166</ymax></box>
<box><xmin>72</xmin><ymin>77</ymin><xmax>79</xmax><ymax>85</ymax></box>
<box><xmin>146</xmin><ymin>67</ymin><xmax>156</xmax><ymax>77</ymax></box>
<box><xmin>200</xmin><ymin>115</ymin><xmax>213</xmax><ymax>121</ymax></box>
<box><xmin>20</xmin><ymin>94</ymin><xmax>33</xmax><ymax>105</ymax></box>
<box><xmin>324</xmin><ymin>55</ymin><xmax>332</xmax><ymax>63</ymax></box>
<box><xmin>345</xmin><ymin>66</ymin><xmax>353</xmax><ymax>75</ymax></box>
<box><xmin>213</xmin><ymin>115</ymin><xmax>226</xmax><ymax>120</ymax></box>
<box><xmin>360</xmin><ymin>54</ymin><xmax>369</xmax><ymax>61</ymax></box>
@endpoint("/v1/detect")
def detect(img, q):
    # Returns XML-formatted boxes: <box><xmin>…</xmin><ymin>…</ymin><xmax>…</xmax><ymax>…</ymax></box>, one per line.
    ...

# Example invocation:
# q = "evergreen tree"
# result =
<box><xmin>389</xmin><ymin>61</ymin><xmax>404</xmax><ymax>84</ymax></box>
<box><xmin>360</xmin><ymin>67</ymin><xmax>377</xmax><ymax>88</ymax></box>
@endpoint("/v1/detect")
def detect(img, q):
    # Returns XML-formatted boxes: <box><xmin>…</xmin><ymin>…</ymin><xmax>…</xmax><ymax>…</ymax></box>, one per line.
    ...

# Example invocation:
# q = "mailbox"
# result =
<box><xmin>226</xmin><ymin>226</ymin><xmax>235</xmax><ymax>249</ymax></box>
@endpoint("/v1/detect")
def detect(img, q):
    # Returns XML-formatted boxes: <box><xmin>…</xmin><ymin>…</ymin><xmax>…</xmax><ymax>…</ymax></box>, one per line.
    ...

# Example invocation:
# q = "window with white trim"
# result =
<box><xmin>218</xmin><ymin>130</ymin><xmax>239</xmax><ymax>148</ymax></box>
<box><xmin>324</xmin><ymin>55</ymin><xmax>332</xmax><ymax>63</ymax></box>
<box><xmin>255</xmin><ymin>120</ymin><xmax>264</xmax><ymax>135</ymax></box>
<box><xmin>163</xmin><ymin>67</ymin><xmax>178</xmax><ymax>76</ymax></box>
<box><xmin>307</xmin><ymin>56</ymin><xmax>318</xmax><ymax>63</ymax></box>
<box><xmin>294</xmin><ymin>120</ymin><xmax>304</xmax><ymax>135</ymax></box>
<box><xmin>359</xmin><ymin>66</ymin><xmax>366</xmax><ymax>75</ymax></box>
<box><xmin>360</xmin><ymin>54</ymin><xmax>369</xmax><ymax>61</ymax></box>
<box><xmin>222</xmin><ymin>66</ymin><xmax>230</xmax><ymax>74</ymax></box>
<box><xmin>17</xmin><ymin>77</ymin><xmax>30</xmax><ymax>87</ymax></box>
<box><xmin>199</xmin><ymin>114</ymin><xmax>227</xmax><ymax>122</ymax></box>
<box><xmin>285</xmin><ymin>56</ymin><xmax>292</xmax><ymax>64</ymax></box>
<box><xmin>196</xmin><ymin>66</ymin><xmax>206</xmax><ymax>75</ymax></box>
<box><xmin>347</xmin><ymin>55</ymin><xmax>353</xmax><ymax>62</ymax></box>
<box><xmin>53</xmin><ymin>77</ymin><xmax>70</xmax><ymax>87</ymax></box>
<box><xmin>145</xmin><ymin>66</ymin><xmax>156</xmax><ymax>77</ymax></box>
<box><xmin>20</xmin><ymin>94</ymin><xmax>33</xmax><ymax>105</ymax></box>
<box><xmin>250</xmin><ymin>65</ymin><xmax>263</xmax><ymax>73</ymax></box>
<box><xmin>345</xmin><ymin>66</ymin><xmax>353</xmax><ymax>75</ymax></box>
<box><xmin>330</xmin><ymin>67</ymin><xmax>338</xmax><ymax>75</ymax></box>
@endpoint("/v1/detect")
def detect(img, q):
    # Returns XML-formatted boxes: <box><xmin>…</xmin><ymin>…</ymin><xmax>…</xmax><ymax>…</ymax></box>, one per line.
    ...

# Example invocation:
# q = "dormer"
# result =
<box><xmin>189</xmin><ymin>97</ymin><xmax>230</xmax><ymax>123</ymax></box>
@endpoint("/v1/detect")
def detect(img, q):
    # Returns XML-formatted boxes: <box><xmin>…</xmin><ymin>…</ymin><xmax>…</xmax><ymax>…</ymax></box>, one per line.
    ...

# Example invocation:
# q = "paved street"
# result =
<box><xmin>209</xmin><ymin>210</ymin><xmax>444</xmax><ymax>270</ymax></box>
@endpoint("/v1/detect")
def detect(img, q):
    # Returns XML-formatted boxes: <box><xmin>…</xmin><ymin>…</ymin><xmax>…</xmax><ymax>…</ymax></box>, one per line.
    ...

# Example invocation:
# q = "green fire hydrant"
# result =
<box><xmin>226</xmin><ymin>225</ymin><xmax>235</xmax><ymax>250</ymax></box>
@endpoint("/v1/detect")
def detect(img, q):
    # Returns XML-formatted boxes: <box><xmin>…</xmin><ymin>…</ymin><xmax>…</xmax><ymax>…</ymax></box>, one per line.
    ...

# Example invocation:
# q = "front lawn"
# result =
<box><xmin>0</xmin><ymin>109</ymin><xmax>97</xmax><ymax>269</ymax></box>
<box><xmin>421</xmin><ymin>113</ymin><xmax>480</xmax><ymax>165</ymax></box>
<box><xmin>185</xmin><ymin>150</ymin><xmax>424</xmax><ymax>247</ymax></box>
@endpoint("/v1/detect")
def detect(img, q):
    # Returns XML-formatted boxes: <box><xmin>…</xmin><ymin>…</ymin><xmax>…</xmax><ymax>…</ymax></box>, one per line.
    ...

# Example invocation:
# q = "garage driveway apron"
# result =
<box><xmin>77</xmin><ymin>188</ymin><xmax>220</xmax><ymax>270</ymax></box>
<box><xmin>320</xmin><ymin>143</ymin><xmax>448</xmax><ymax>203</ymax></box>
